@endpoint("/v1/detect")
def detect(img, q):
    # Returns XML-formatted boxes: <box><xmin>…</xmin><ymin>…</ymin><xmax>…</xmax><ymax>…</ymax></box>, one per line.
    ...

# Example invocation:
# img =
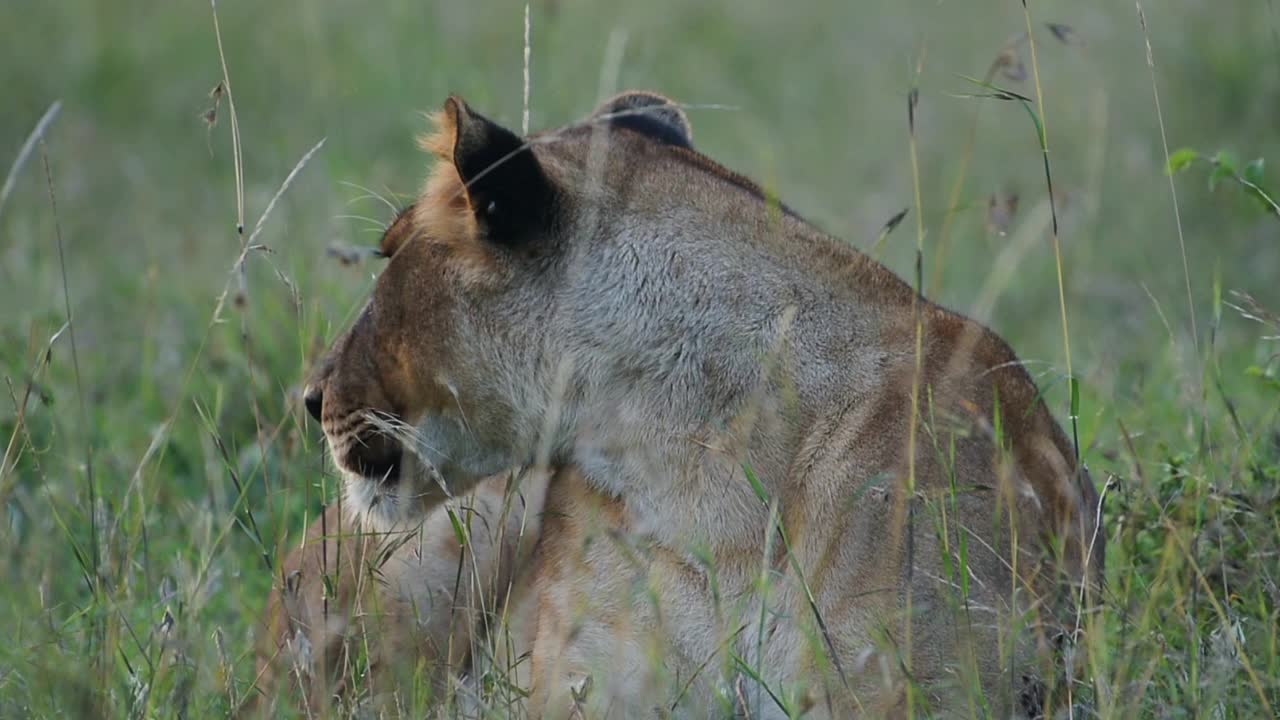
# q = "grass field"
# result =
<box><xmin>2</xmin><ymin>0</ymin><xmax>1278</xmax><ymax>717</ymax></box>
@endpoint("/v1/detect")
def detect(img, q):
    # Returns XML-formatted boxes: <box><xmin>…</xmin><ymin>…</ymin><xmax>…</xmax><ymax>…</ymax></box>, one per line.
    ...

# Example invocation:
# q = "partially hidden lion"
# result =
<box><xmin>252</xmin><ymin>91</ymin><xmax>1104</xmax><ymax>719</ymax></box>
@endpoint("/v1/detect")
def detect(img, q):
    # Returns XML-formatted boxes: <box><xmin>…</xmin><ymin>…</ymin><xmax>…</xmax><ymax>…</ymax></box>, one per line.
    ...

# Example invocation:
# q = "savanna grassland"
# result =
<box><xmin>1</xmin><ymin>0</ymin><xmax>1278</xmax><ymax>717</ymax></box>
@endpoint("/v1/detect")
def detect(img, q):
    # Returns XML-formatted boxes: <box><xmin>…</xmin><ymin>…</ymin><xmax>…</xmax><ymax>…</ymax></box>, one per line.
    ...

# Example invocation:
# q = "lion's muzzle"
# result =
<box><xmin>305</xmin><ymin>380</ymin><xmax>404</xmax><ymax>485</ymax></box>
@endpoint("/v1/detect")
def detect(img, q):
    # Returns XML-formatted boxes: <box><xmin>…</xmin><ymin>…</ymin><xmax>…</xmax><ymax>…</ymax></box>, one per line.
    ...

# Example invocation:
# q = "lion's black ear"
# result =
<box><xmin>443</xmin><ymin>96</ymin><xmax>554</xmax><ymax>245</ymax></box>
<box><xmin>592</xmin><ymin>91</ymin><xmax>693</xmax><ymax>149</ymax></box>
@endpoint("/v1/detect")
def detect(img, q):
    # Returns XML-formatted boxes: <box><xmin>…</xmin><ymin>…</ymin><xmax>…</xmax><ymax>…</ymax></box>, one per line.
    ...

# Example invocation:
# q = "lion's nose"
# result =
<box><xmin>303</xmin><ymin>385</ymin><xmax>324</xmax><ymax>422</ymax></box>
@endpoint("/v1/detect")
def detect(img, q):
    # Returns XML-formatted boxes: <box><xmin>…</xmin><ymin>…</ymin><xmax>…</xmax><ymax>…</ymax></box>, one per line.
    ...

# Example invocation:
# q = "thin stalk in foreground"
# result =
<box><xmin>210</xmin><ymin>0</ymin><xmax>245</xmax><ymax>239</ymax></box>
<box><xmin>1136</xmin><ymin>2</ymin><xmax>1200</xmax><ymax>357</ymax></box>
<box><xmin>904</xmin><ymin>46</ymin><xmax>928</xmax><ymax>718</ymax></box>
<box><xmin>0</xmin><ymin>100</ymin><xmax>61</xmax><ymax>222</ymax></box>
<box><xmin>1020</xmin><ymin>1</ymin><xmax>1079</xmax><ymax>464</ymax></box>
<box><xmin>42</xmin><ymin>144</ymin><xmax>102</xmax><ymax>696</ymax></box>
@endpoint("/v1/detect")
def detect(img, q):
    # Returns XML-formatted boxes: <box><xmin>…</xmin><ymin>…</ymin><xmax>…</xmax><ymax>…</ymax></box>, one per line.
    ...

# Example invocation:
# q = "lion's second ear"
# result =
<box><xmin>444</xmin><ymin>96</ymin><xmax>554</xmax><ymax>245</ymax></box>
<box><xmin>592</xmin><ymin>91</ymin><xmax>693</xmax><ymax>149</ymax></box>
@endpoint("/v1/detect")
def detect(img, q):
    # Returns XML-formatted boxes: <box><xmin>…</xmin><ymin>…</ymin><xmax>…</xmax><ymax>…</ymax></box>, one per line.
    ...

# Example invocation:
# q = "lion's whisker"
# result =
<box><xmin>334</xmin><ymin>213</ymin><xmax>391</xmax><ymax>229</ymax></box>
<box><xmin>363</xmin><ymin>410</ymin><xmax>453</xmax><ymax>465</ymax></box>
<box><xmin>339</xmin><ymin>180</ymin><xmax>400</xmax><ymax>215</ymax></box>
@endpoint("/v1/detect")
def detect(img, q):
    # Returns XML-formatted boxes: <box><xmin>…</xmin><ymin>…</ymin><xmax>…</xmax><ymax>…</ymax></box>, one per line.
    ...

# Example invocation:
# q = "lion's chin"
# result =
<box><xmin>340</xmin><ymin>455</ymin><xmax>441</xmax><ymax>533</ymax></box>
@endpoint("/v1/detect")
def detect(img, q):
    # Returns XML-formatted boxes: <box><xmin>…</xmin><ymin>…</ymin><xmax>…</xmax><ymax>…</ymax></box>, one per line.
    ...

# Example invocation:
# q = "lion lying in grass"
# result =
<box><xmin>251</xmin><ymin>91</ymin><xmax>1103</xmax><ymax>718</ymax></box>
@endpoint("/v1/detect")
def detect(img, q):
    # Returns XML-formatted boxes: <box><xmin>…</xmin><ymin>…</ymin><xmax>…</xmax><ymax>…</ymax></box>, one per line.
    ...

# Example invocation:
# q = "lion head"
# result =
<box><xmin>305</xmin><ymin>91</ymin><xmax>716</xmax><ymax>530</ymax></box>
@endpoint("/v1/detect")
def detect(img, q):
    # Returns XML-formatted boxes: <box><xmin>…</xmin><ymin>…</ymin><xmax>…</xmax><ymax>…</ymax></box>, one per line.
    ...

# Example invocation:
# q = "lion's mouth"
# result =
<box><xmin>341</xmin><ymin>431</ymin><xmax>404</xmax><ymax>486</ymax></box>
<box><xmin>356</xmin><ymin>447</ymin><xmax>402</xmax><ymax>485</ymax></box>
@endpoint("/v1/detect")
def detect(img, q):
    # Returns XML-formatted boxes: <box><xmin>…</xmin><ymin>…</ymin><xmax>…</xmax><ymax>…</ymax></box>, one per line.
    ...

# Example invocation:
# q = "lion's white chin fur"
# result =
<box><xmin>339</xmin><ymin>415</ymin><xmax>513</xmax><ymax>533</ymax></box>
<box><xmin>340</xmin><ymin>453</ymin><xmax>438</xmax><ymax>533</ymax></box>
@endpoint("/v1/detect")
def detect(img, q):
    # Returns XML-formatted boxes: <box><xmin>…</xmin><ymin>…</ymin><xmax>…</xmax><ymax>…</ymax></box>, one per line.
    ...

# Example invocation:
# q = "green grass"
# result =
<box><xmin>2</xmin><ymin>0</ymin><xmax>1278</xmax><ymax>716</ymax></box>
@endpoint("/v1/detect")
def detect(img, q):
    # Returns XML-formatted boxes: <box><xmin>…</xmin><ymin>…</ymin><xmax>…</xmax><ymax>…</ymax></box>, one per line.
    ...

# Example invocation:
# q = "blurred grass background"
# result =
<box><xmin>1</xmin><ymin>0</ymin><xmax>1278</xmax><ymax>716</ymax></box>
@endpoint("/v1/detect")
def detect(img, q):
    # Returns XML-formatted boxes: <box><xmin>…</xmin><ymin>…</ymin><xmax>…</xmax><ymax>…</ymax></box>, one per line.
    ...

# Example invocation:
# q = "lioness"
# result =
<box><xmin>257</xmin><ymin>91</ymin><xmax>1103</xmax><ymax>718</ymax></box>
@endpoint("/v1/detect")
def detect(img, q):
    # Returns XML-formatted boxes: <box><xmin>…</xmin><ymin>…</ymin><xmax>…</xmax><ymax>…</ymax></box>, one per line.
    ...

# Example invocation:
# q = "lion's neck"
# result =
<box><xmin>559</xmin><ymin>320</ymin><xmax>889</xmax><ymax>556</ymax></box>
<box><xmin>539</xmin><ymin>218</ymin><xmax>905</xmax><ymax>554</ymax></box>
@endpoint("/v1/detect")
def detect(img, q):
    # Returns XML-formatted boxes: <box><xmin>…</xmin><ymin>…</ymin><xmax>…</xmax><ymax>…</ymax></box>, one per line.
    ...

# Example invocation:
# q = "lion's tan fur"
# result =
<box><xmin>413</xmin><ymin>110</ymin><xmax>479</xmax><ymax>252</ymax></box>
<box><xmin>261</xmin><ymin>91</ymin><xmax>1104</xmax><ymax>718</ymax></box>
